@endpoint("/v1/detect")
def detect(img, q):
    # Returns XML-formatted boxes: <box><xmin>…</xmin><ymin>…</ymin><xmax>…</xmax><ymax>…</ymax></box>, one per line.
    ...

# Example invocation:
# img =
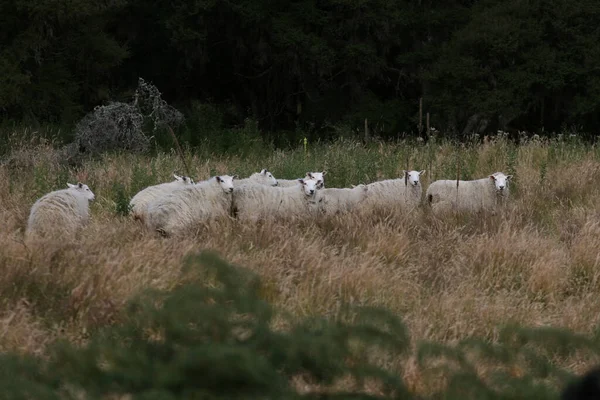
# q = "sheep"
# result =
<box><xmin>145</xmin><ymin>175</ymin><xmax>235</xmax><ymax>237</ymax></box>
<box><xmin>276</xmin><ymin>171</ymin><xmax>326</xmax><ymax>189</ymax></box>
<box><xmin>26</xmin><ymin>182</ymin><xmax>95</xmax><ymax>239</ymax></box>
<box><xmin>129</xmin><ymin>174</ymin><xmax>195</xmax><ymax>222</ymax></box>
<box><xmin>360</xmin><ymin>170</ymin><xmax>425</xmax><ymax>212</ymax></box>
<box><xmin>235</xmin><ymin>169</ymin><xmax>278</xmax><ymax>187</ymax></box>
<box><xmin>318</xmin><ymin>184</ymin><xmax>369</xmax><ymax>216</ymax></box>
<box><xmin>232</xmin><ymin>177</ymin><xmax>322</xmax><ymax>223</ymax></box>
<box><xmin>425</xmin><ymin>171</ymin><xmax>512</xmax><ymax>214</ymax></box>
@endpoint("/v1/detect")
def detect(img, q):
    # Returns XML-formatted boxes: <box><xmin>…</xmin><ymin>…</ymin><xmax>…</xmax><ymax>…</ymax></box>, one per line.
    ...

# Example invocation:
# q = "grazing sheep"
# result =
<box><xmin>235</xmin><ymin>169</ymin><xmax>278</xmax><ymax>186</ymax></box>
<box><xmin>26</xmin><ymin>182</ymin><xmax>95</xmax><ymax>239</ymax></box>
<box><xmin>318</xmin><ymin>184</ymin><xmax>369</xmax><ymax>216</ymax></box>
<box><xmin>232</xmin><ymin>178</ymin><xmax>321</xmax><ymax>223</ymax></box>
<box><xmin>129</xmin><ymin>174</ymin><xmax>195</xmax><ymax>222</ymax></box>
<box><xmin>145</xmin><ymin>175</ymin><xmax>235</xmax><ymax>237</ymax></box>
<box><xmin>426</xmin><ymin>171</ymin><xmax>512</xmax><ymax>214</ymax></box>
<box><xmin>360</xmin><ymin>170</ymin><xmax>425</xmax><ymax>212</ymax></box>
<box><xmin>276</xmin><ymin>171</ymin><xmax>326</xmax><ymax>189</ymax></box>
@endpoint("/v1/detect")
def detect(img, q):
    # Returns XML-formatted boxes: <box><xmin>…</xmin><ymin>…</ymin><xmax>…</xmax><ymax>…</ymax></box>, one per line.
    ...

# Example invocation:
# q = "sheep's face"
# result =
<box><xmin>298</xmin><ymin>178</ymin><xmax>319</xmax><ymax>197</ymax></box>
<box><xmin>307</xmin><ymin>172</ymin><xmax>325</xmax><ymax>189</ymax></box>
<box><xmin>173</xmin><ymin>174</ymin><xmax>195</xmax><ymax>184</ymax></box>
<box><xmin>490</xmin><ymin>173</ymin><xmax>512</xmax><ymax>193</ymax></box>
<box><xmin>260</xmin><ymin>169</ymin><xmax>279</xmax><ymax>186</ymax></box>
<box><xmin>216</xmin><ymin>175</ymin><xmax>235</xmax><ymax>193</ymax></box>
<box><xmin>404</xmin><ymin>170</ymin><xmax>425</xmax><ymax>187</ymax></box>
<box><xmin>68</xmin><ymin>182</ymin><xmax>95</xmax><ymax>201</ymax></box>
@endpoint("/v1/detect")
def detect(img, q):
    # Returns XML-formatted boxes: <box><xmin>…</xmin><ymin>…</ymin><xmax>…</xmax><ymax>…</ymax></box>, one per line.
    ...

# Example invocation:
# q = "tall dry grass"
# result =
<box><xmin>1</xmin><ymin>131</ymin><xmax>600</xmax><ymax>394</ymax></box>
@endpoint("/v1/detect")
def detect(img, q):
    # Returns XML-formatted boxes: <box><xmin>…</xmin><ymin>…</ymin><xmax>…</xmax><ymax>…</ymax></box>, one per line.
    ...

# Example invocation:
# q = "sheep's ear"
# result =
<box><xmin>419</xmin><ymin>170</ymin><xmax>426</xmax><ymax>175</ymax></box>
<box><xmin>216</xmin><ymin>176</ymin><xmax>223</xmax><ymax>183</ymax></box>
<box><xmin>306</xmin><ymin>172</ymin><xmax>314</xmax><ymax>179</ymax></box>
<box><xmin>298</xmin><ymin>179</ymin><xmax>305</xmax><ymax>185</ymax></box>
<box><xmin>506</xmin><ymin>175</ymin><xmax>513</xmax><ymax>180</ymax></box>
<box><xmin>402</xmin><ymin>170</ymin><xmax>408</xmax><ymax>176</ymax></box>
<box><xmin>78</xmin><ymin>182</ymin><xmax>83</xmax><ymax>188</ymax></box>
<box><xmin>260</xmin><ymin>169</ymin><xmax>267</xmax><ymax>175</ymax></box>
<box><xmin>351</xmin><ymin>184</ymin><xmax>356</xmax><ymax>188</ymax></box>
<box><xmin>489</xmin><ymin>175</ymin><xmax>496</xmax><ymax>180</ymax></box>
<box><xmin>67</xmin><ymin>183</ymin><xmax>75</xmax><ymax>188</ymax></box>
<box><xmin>232</xmin><ymin>175</ymin><xmax>239</xmax><ymax>180</ymax></box>
<box><xmin>322</xmin><ymin>171</ymin><xmax>327</xmax><ymax>176</ymax></box>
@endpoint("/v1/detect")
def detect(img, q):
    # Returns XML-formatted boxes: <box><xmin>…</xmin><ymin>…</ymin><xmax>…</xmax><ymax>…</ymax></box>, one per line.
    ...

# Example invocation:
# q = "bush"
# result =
<box><xmin>67</xmin><ymin>78</ymin><xmax>184</xmax><ymax>159</ymax></box>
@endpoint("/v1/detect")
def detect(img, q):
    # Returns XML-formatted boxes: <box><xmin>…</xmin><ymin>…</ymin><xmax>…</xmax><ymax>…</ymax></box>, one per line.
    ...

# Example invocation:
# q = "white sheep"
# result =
<box><xmin>145</xmin><ymin>175</ymin><xmax>235</xmax><ymax>236</ymax></box>
<box><xmin>235</xmin><ymin>169</ymin><xmax>278</xmax><ymax>186</ymax></box>
<box><xmin>232</xmin><ymin>178</ymin><xmax>321</xmax><ymax>223</ymax></box>
<box><xmin>360</xmin><ymin>170</ymin><xmax>425</xmax><ymax>212</ymax></box>
<box><xmin>425</xmin><ymin>172</ymin><xmax>513</xmax><ymax>214</ymax></box>
<box><xmin>26</xmin><ymin>182</ymin><xmax>95</xmax><ymax>239</ymax></box>
<box><xmin>318</xmin><ymin>184</ymin><xmax>369</xmax><ymax>216</ymax></box>
<box><xmin>129</xmin><ymin>174</ymin><xmax>195</xmax><ymax>222</ymax></box>
<box><xmin>276</xmin><ymin>171</ymin><xmax>326</xmax><ymax>189</ymax></box>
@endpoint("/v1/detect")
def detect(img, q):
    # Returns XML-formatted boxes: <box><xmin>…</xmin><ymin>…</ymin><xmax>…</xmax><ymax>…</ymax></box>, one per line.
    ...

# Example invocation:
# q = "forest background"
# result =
<box><xmin>2</xmin><ymin>0</ymin><xmax>600</xmax><ymax>148</ymax></box>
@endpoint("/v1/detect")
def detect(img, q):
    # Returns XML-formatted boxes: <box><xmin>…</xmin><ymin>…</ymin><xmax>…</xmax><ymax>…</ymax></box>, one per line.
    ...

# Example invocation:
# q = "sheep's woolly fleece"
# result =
<box><xmin>318</xmin><ymin>184</ymin><xmax>369</xmax><ymax>216</ymax></box>
<box><xmin>276</xmin><ymin>171</ymin><xmax>326</xmax><ymax>188</ymax></box>
<box><xmin>145</xmin><ymin>175</ymin><xmax>235</xmax><ymax>237</ymax></box>
<box><xmin>235</xmin><ymin>169</ymin><xmax>278</xmax><ymax>187</ymax></box>
<box><xmin>26</xmin><ymin>182</ymin><xmax>96</xmax><ymax>239</ymax></box>
<box><xmin>232</xmin><ymin>177</ymin><xmax>321</xmax><ymax>222</ymax></box>
<box><xmin>425</xmin><ymin>171</ymin><xmax>512</xmax><ymax>214</ymax></box>
<box><xmin>129</xmin><ymin>174</ymin><xmax>195</xmax><ymax>222</ymax></box>
<box><xmin>361</xmin><ymin>170</ymin><xmax>425</xmax><ymax>211</ymax></box>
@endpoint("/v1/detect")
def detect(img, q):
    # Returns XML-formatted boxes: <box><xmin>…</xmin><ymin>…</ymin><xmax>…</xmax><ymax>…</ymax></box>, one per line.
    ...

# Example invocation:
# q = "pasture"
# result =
<box><xmin>2</xmin><ymin>130</ymin><xmax>600</xmax><ymax>395</ymax></box>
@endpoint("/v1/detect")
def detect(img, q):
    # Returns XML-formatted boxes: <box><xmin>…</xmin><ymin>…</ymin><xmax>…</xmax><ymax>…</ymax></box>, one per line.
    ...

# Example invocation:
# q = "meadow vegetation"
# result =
<box><xmin>2</xmin><ymin>126</ymin><xmax>600</xmax><ymax>397</ymax></box>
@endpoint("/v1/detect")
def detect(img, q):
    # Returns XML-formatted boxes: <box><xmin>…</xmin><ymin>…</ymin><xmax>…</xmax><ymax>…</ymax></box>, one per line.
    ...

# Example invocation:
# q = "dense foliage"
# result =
<box><xmin>2</xmin><ymin>0</ymin><xmax>599</xmax><ymax>140</ymax></box>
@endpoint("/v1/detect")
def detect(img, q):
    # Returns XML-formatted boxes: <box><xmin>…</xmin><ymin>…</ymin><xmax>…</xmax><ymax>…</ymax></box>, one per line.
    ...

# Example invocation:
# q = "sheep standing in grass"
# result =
<box><xmin>129</xmin><ymin>174</ymin><xmax>195</xmax><ymax>222</ymax></box>
<box><xmin>318</xmin><ymin>184</ymin><xmax>369</xmax><ymax>216</ymax></box>
<box><xmin>232</xmin><ymin>178</ymin><xmax>322</xmax><ymax>223</ymax></box>
<box><xmin>360</xmin><ymin>170</ymin><xmax>425</xmax><ymax>212</ymax></box>
<box><xmin>235</xmin><ymin>169</ymin><xmax>278</xmax><ymax>186</ymax></box>
<box><xmin>277</xmin><ymin>171</ymin><xmax>326</xmax><ymax>189</ymax></box>
<box><xmin>426</xmin><ymin>172</ymin><xmax>512</xmax><ymax>214</ymax></box>
<box><xmin>145</xmin><ymin>175</ymin><xmax>235</xmax><ymax>237</ymax></box>
<box><xmin>26</xmin><ymin>182</ymin><xmax>95</xmax><ymax>239</ymax></box>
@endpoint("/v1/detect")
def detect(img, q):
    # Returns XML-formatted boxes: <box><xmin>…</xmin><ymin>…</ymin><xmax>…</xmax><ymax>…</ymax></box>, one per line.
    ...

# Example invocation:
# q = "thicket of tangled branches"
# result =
<box><xmin>65</xmin><ymin>78</ymin><xmax>184</xmax><ymax>161</ymax></box>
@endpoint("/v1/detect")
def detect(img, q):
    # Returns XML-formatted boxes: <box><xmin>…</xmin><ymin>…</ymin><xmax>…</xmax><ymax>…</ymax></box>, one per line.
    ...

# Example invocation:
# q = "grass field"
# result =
<box><xmin>2</xmin><ymin>129</ymin><xmax>600</xmax><ymax>395</ymax></box>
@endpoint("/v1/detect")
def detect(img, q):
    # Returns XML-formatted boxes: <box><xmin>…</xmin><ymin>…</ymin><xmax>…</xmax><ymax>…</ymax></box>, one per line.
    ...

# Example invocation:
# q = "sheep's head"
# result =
<box><xmin>298</xmin><ymin>178</ymin><xmax>320</xmax><ymax>197</ymax></box>
<box><xmin>260</xmin><ymin>169</ymin><xmax>279</xmax><ymax>186</ymax></box>
<box><xmin>306</xmin><ymin>172</ymin><xmax>325</xmax><ymax>188</ymax></box>
<box><xmin>216</xmin><ymin>175</ymin><xmax>235</xmax><ymax>193</ymax></box>
<box><xmin>489</xmin><ymin>172</ymin><xmax>512</xmax><ymax>193</ymax></box>
<box><xmin>173</xmin><ymin>173</ymin><xmax>195</xmax><ymax>184</ymax></box>
<box><xmin>403</xmin><ymin>170</ymin><xmax>425</xmax><ymax>187</ymax></box>
<box><xmin>67</xmin><ymin>182</ymin><xmax>95</xmax><ymax>201</ymax></box>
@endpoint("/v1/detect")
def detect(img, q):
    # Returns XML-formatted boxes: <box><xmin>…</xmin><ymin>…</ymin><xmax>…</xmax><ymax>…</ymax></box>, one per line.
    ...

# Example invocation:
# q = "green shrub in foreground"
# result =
<box><xmin>0</xmin><ymin>252</ymin><xmax>597</xmax><ymax>399</ymax></box>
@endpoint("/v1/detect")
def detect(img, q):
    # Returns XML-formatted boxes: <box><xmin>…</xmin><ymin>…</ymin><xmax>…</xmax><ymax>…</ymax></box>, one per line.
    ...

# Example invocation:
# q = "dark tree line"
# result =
<box><xmin>1</xmin><ymin>0</ymin><xmax>600</xmax><ymax>139</ymax></box>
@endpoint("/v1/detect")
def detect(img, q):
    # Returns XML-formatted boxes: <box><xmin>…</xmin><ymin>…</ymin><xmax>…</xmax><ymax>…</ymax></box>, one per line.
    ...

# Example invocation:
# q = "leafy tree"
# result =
<box><xmin>0</xmin><ymin>0</ymin><xmax>129</xmax><ymax>124</ymax></box>
<box><xmin>423</xmin><ymin>0</ymin><xmax>600</xmax><ymax>135</ymax></box>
